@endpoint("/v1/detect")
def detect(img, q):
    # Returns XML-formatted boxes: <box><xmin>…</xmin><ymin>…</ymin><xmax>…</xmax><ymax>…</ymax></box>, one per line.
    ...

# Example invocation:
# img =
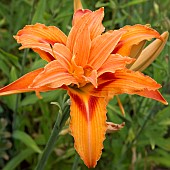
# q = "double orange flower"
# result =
<box><xmin>0</xmin><ymin>7</ymin><xmax>168</xmax><ymax>168</ymax></box>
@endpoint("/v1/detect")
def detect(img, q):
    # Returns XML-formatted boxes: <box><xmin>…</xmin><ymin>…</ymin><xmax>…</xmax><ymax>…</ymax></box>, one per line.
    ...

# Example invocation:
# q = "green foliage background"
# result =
<box><xmin>0</xmin><ymin>0</ymin><xmax>170</xmax><ymax>169</ymax></box>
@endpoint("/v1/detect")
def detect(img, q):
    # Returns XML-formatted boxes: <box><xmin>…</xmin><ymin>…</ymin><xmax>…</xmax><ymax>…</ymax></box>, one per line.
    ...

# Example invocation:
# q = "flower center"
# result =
<box><xmin>69</xmin><ymin>56</ymin><xmax>97</xmax><ymax>88</ymax></box>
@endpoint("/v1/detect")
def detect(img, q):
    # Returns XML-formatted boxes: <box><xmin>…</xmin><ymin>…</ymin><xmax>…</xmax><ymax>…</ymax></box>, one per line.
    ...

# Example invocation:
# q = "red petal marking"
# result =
<box><xmin>112</xmin><ymin>24</ymin><xmax>162</xmax><ymax>56</ymax></box>
<box><xmin>88</xmin><ymin>30</ymin><xmax>124</xmax><ymax>70</ymax></box>
<box><xmin>69</xmin><ymin>92</ymin><xmax>93</xmax><ymax>120</ymax></box>
<box><xmin>96</xmin><ymin>70</ymin><xmax>161</xmax><ymax>95</ymax></box>
<box><xmin>81</xmin><ymin>69</ymin><xmax>166</xmax><ymax>104</ymax></box>
<box><xmin>0</xmin><ymin>68</ymin><xmax>53</xmax><ymax>96</ymax></box>
<box><xmin>68</xmin><ymin>88</ymin><xmax>107</xmax><ymax>168</ymax></box>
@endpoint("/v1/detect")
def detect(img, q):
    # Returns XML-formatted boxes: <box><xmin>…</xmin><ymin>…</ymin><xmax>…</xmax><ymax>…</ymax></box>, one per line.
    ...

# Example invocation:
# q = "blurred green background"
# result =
<box><xmin>0</xmin><ymin>0</ymin><xmax>170</xmax><ymax>169</ymax></box>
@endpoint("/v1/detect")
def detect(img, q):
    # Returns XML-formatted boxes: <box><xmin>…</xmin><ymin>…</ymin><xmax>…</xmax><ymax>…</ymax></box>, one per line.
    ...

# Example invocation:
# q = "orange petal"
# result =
<box><xmin>68</xmin><ymin>88</ymin><xmax>107</xmax><ymax>168</ymax></box>
<box><xmin>137</xmin><ymin>89</ymin><xmax>168</xmax><ymax>105</ymax></box>
<box><xmin>16</xmin><ymin>35</ymin><xmax>55</xmax><ymax>62</ymax></box>
<box><xmin>88</xmin><ymin>30</ymin><xmax>124</xmax><ymax>70</ymax></box>
<box><xmin>89</xmin><ymin>8</ymin><xmax>105</xmax><ymax>39</ymax></box>
<box><xmin>0</xmin><ymin>68</ymin><xmax>53</xmax><ymax>96</ymax></box>
<box><xmin>97</xmin><ymin>54</ymin><xmax>134</xmax><ymax>76</ymax></box>
<box><xmin>53</xmin><ymin>43</ymin><xmax>72</xmax><ymax>69</ymax></box>
<box><xmin>73</xmin><ymin>22</ymin><xmax>91</xmax><ymax>67</ymax></box>
<box><xmin>30</xmin><ymin>60</ymin><xmax>78</xmax><ymax>88</ymax></box>
<box><xmin>33</xmin><ymin>48</ymin><xmax>55</xmax><ymax>62</ymax></box>
<box><xmin>113</xmin><ymin>24</ymin><xmax>161</xmax><ymax>56</ymax></box>
<box><xmin>70</xmin><ymin>56</ymin><xmax>85</xmax><ymax>84</ymax></box>
<box><xmin>73</xmin><ymin>9</ymin><xmax>91</xmax><ymax>25</ymax></box>
<box><xmin>14</xmin><ymin>23</ymin><xmax>67</xmax><ymax>62</ymax></box>
<box><xmin>82</xmin><ymin>69</ymin><xmax>167</xmax><ymax>104</ymax></box>
<box><xmin>84</xmin><ymin>68</ymin><xmax>98</xmax><ymax>88</ymax></box>
<box><xmin>33</xmin><ymin>43</ymin><xmax>72</xmax><ymax>66</ymax></box>
<box><xmin>67</xmin><ymin>8</ymin><xmax>104</xmax><ymax>52</ymax></box>
<box><xmin>97</xmin><ymin>70</ymin><xmax>161</xmax><ymax>95</ymax></box>
<box><xmin>70</xmin><ymin>58</ymin><xmax>98</xmax><ymax>87</ymax></box>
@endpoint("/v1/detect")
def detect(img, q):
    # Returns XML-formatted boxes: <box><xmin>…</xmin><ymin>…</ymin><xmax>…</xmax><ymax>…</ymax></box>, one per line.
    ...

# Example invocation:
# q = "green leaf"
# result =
<box><xmin>0</xmin><ymin>60</ymin><xmax>9</xmax><ymax>76</ymax></box>
<box><xmin>13</xmin><ymin>130</ymin><xmax>42</xmax><ymax>153</ymax></box>
<box><xmin>120</xmin><ymin>0</ymin><xmax>148</xmax><ymax>8</ymax></box>
<box><xmin>10</xmin><ymin>66</ymin><xmax>18</xmax><ymax>82</ymax></box>
<box><xmin>0</xmin><ymin>48</ymin><xmax>20</xmax><ymax>69</ymax></box>
<box><xmin>55</xmin><ymin>148</ymin><xmax>75</xmax><ymax>162</ymax></box>
<box><xmin>156</xmin><ymin>138</ymin><xmax>170</xmax><ymax>151</ymax></box>
<box><xmin>2</xmin><ymin>67</ymin><xmax>18</xmax><ymax>111</ymax></box>
<box><xmin>31</xmin><ymin>59</ymin><xmax>47</xmax><ymax>71</ymax></box>
<box><xmin>21</xmin><ymin>93</ymin><xmax>39</xmax><ymax>106</ymax></box>
<box><xmin>3</xmin><ymin>148</ymin><xmax>34</xmax><ymax>170</ymax></box>
<box><xmin>95</xmin><ymin>1</ymin><xmax>110</xmax><ymax>8</ymax></box>
<box><xmin>149</xmin><ymin>137</ymin><xmax>155</xmax><ymax>150</ymax></box>
<box><xmin>148</xmin><ymin>156</ymin><xmax>170</xmax><ymax>167</ymax></box>
<box><xmin>32</xmin><ymin>0</ymin><xmax>46</xmax><ymax>24</ymax></box>
<box><xmin>20</xmin><ymin>90</ymin><xmax>65</xmax><ymax>106</ymax></box>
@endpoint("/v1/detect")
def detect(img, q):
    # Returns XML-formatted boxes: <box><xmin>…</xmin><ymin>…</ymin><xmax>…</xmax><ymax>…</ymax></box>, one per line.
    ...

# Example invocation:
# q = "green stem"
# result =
<box><xmin>131</xmin><ymin>105</ymin><xmax>154</xmax><ymax>144</ymax></box>
<box><xmin>72</xmin><ymin>153</ymin><xmax>80</xmax><ymax>170</ymax></box>
<box><xmin>35</xmin><ymin>104</ymin><xmax>70</xmax><ymax>170</ymax></box>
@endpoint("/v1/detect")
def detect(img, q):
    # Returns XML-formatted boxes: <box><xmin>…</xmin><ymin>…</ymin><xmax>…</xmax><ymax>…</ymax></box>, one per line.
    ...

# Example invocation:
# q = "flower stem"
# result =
<box><xmin>72</xmin><ymin>152</ymin><xmax>80</xmax><ymax>170</ymax></box>
<box><xmin>35</xmin><ymin>100</ymin><xmax>70</xmax><ymax>170</ymax></box>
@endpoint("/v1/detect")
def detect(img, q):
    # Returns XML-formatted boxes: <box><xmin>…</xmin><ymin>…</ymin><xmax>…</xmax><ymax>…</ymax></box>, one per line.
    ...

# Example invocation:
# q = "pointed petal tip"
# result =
<box><xmin>99</xmin><ymin>7</ymin><xmax>104</xmax><ymax>11</ymax></box>
<box><xmin>115</xmin><ymin>24</ymin><xmax>163</xmax><ymax>57</ymax></box>
<box><xmin>137</xmin><ymin>89</ymin><xmax>168</xmax><ymax>106</ymax></box>
<box><xmin>158</xmin><ymin>31</ymin><xmax>169</xmax><ymax>41</ymax></box>
<box><xmin>13</xmin><ymin>35</ymin><xmax>17</xmax><ymax>39</ymax></box>
<box><xmin>164</xmin><ymin>102</ymin><xmax>168</xmax><ymax>105</ymax></box>
<box><xmin>161</xmin><ymin>31</ymin><xmax>169</xmax><ymax>40</ymax></box>
<box><xmin>159</xmin><ymin>96</ymin><xmax>168</xmax><ymax>105</ymax></box>
<box><xmin>0</xmin><ymin>89</ymin><xmax>23</xmax><ymax>96</ymax></box>
<box><xmin>162</xmin><ymin>100</ymin><xmax>168</xmax><ymax>105</ymax></box>
<box><xmin>130</xmin><ymin>30</ymin><xmax>169</xmax><ymax>72</ymax></box>
<box><xmin>0</xmin><ymin>68</ymin><xmax>51</xmax><ymax>97</ymax></box>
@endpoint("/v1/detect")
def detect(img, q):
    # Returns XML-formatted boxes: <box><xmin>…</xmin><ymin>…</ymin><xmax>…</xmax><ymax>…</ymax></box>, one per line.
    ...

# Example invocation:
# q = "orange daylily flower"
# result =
<box><xmin>0</xmin><ymin>8</ymin><xmax>168</xmax><ymax>168</ymax></box>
